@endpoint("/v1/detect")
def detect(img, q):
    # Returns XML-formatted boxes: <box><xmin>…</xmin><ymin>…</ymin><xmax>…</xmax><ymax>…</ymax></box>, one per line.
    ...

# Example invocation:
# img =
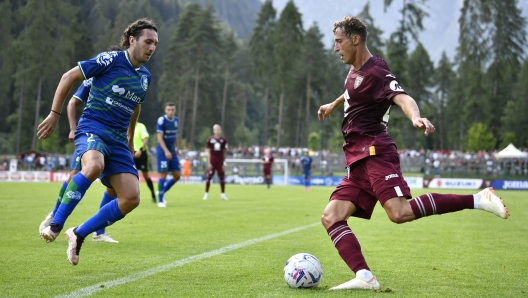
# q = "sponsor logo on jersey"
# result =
<box><xmin>105</xmin><ymin>97</ymin><xmax>134</xmax><ymax>114</ymax></box>
<box><xmin>354</xmin><ymin>75</ymin><xmax>364</xmax><ymax>89</ymax></box>
<box><xmin>112</xmin><ymin>85</ymin><xmax>125</xmax><ymax>95</ymax></box>
<box><xmin>141</xmin><ymin>75</ymin><xmax>149</xmax><ymax>91</ymax></box>
<box><xmin>96</xmin><ymin>51</ymin><xmax>119</xmax><ymax>66</ymax></box>
<box><xmin>385</xmin><ymin>173</ymin><xmax>399</xmax><ymax>181</ymax></box>
<box><xmin>125</xmin><ymin>90</ymin><xmax>142</xmax><ymax>103</ymax></box>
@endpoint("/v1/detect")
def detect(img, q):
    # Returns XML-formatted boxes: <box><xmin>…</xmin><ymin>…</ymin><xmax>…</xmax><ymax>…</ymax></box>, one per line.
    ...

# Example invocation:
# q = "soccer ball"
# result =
<box><xmin>283</xmin><ymin>253</ymin><xmax>323</xmax><ymax>288</ymax></box>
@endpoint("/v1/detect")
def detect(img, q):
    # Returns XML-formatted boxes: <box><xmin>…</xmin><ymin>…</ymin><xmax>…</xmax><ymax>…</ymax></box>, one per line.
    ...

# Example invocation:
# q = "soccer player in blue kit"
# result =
<box><xmin>300</xmin><ymin>150</ymin><xmax>313</xmax><ymax>191</ymax></box>
<box><xmin>37</xmin><ymin>19</ymin><xmax>158</xmax><ymax>265</ymax></box>
<box><xmin>156</xmin><ymin>102</ymin><xmax>181</xmax><ymax>208</ymax></box>
<box><xmin>40</xmin><ymin>47</ymin><xmax>123</xmax><ymax>243</ymax></box>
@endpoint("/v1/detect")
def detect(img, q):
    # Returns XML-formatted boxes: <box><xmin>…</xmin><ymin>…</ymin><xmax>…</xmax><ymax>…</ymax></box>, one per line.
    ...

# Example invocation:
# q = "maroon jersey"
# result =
<box><xmin>341</xmin><ymin>55</ymin><xmax>406</xmax><ymax>167</ymax></box>
<box><xmin>262</xmin><ymin>155</ymin><xmax>274</xmax><ymax>171</ymax></box>
<box><xmin>207</xmin><ymin>136</ymin><xmax>228</xmax><ymax>164</ymax></box>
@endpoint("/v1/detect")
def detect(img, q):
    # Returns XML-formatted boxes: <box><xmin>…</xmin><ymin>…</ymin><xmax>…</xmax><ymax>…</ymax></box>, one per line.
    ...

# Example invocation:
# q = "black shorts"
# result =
<box><xmin>134</xmin><ymin>149</ymin><xmax>150</xmax><ymax>172</ymax></box>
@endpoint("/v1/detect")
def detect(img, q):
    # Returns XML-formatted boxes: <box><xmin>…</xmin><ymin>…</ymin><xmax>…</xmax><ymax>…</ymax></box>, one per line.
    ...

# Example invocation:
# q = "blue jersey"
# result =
<box><xmin>76</xmin><ymin>50</ymin><xmax>151</xmax><ymax>143</ymax></box>
<box><xmin>300</xmin><ymin>156</ymin><xmax>313</xmax><ymax>173</ymax></box>
<box><xmin>73</xmin><ymin>78</ymin><xmax>92</xmax><ymax>104</ymax></box>
<box><xmin>156</xmin><ymin>115</ymin><xmax>179</xmax><ymax>151</ymax></box>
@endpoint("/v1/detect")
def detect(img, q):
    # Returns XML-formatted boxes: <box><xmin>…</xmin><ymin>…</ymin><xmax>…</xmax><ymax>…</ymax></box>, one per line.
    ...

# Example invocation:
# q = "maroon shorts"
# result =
<box><xmin>263</xmin><ymin>167</ymin><xmax>271</xmax><ymax>176</ymax></box>
<box><xmin>330</xmin><ymin>153</ymin><xmax>411</xmax><ymax>220</ymax></box>
<box><xmin>208</xmin><ymin>161</ymin><xmax>225</xmax><ymax>177</ymax></box>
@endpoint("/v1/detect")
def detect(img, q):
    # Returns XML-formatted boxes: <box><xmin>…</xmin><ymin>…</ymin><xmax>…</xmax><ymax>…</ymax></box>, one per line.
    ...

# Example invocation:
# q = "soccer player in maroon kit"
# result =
<box><xmin>203</xmin><ymin>124</ymin><xmax>228</xmax><ymax>200</ymax></box>
<box><xmin>317</xmin><ymin>16</ymin><xmax>509</xmax><ymax>290</ymax></box>
<box><xmin>262</xmin><ymin>148</ymin><xmax>274</xmax><ymax>189</ymax></box>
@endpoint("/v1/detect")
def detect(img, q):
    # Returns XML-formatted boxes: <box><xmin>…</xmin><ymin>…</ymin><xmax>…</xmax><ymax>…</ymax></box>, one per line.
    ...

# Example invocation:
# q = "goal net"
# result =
<box><xmin>224</xmin><ymin>158</ymin><xmax>289</xmax><ymax>185</ymax></box>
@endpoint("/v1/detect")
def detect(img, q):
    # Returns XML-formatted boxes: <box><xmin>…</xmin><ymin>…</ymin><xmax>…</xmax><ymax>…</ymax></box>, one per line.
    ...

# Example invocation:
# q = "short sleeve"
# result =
<box><xmin>206</xmin><ymin>137</ymin><xmax>212</xmax><ymax>149</ymax></box>
<box><xmin>140</xmin><ymin>124</ymin><xmax>149</xmax><ymax>139</ymax></box>
<box><xmin>156</xmin><ymin>117</ymin><xmax>164</xmax><ymax>133</ymax></box>
<box><xmin>72</xmin><ymin>78</ymin><xmax>92</xmax><ymax>103</ymax></box>
<box><xmin>371</xmin><ymin>67</ymin><xmax>406</xmax><ymax>101</ymax></box>
<box><xmin>78</xmin><ymin>51</ymin><xmax>120</xmax><ymax>80</ymax></box>
<box><xmin>224</xmin><ymin>139</ymin><xmax>228</xmax><ymax>150</ymax></box>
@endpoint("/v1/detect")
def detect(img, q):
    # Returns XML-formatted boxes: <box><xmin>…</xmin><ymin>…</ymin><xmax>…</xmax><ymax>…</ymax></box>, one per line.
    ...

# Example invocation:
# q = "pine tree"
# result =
<box><xmin>249</xmin><ymin>0</ymin><xmax>276</xmax><ymax>146</ymax></box>
<box><xmin>220</xmin><ymin>29</ymin><xmax>237</xmax><ymax>129</ymax></box>
<box><xmin>273</xmin><ymin>0</ymin><xmax>303</xmax><ymax>148</ymax></box>
<box><xmin>300</xmin><ymin>23</ymin><xmax>326</xmax><ymax>147</ymax></box>
<box><xmin>433</xmin><ymin>52</ymin><xmax>456</xmax><ymax>149</ymax></box>
<box><xmin>357</xmin><ymin>1</ymin><xmax>385</xmax><ymax>56</ymax></box>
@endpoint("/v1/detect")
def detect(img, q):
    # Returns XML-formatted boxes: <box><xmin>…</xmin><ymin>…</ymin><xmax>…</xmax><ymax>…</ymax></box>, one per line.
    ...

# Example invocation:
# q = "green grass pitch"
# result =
<box><xmin>0</xmin><ymin>182</ymin><xmax>526</xmax><ymax>297</ymax></box>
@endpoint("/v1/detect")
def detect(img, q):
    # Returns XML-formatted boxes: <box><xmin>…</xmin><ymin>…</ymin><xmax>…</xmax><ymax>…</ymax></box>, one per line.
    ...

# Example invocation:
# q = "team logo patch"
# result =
<box><xmin>65</xmin><ymin>191</ymin><xmax>82</xmax><ymax>201</ymax></box>
<box><xmin>354</xmin><ymin>75</ymin><xmax>364</xmax><ymax>89</ymax></box>
<box><xmin>83</xmin><ymin>78</ymin><xmax>93</xmax><ymax>87</ymax></box>
<box><xmin>96</xmin><ymin>51</ymin><xmax>118</xmax><ymax>66</ymax></box>
<box><xmin>141</xmin><ymin>75</ymin><xmax>149</xmax><ymax>91</ymax></box>
<box><xmin>390</xmin><ymin>80</ymin><xmax>404</xmax><ymax>91</ymax></box>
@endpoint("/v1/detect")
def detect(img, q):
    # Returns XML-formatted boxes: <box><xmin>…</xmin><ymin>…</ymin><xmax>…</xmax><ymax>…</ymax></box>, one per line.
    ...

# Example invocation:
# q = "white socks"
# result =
<box><xmin>473</xmin><ymin>194</ymin><xmax>480</xmax><ymax>209</ymax></box>
<box><xmin>356</xmin><ymin>269</ymin><xmax>373</xmax><ymax>281</ymax></box>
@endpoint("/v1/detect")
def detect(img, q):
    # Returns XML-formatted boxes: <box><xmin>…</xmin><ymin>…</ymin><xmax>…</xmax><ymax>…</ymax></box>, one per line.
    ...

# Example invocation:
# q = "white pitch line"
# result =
<box><xmin>54</xmin><ymin>222</ymin><xmax>320</xmax><ymax>298</ymax></box>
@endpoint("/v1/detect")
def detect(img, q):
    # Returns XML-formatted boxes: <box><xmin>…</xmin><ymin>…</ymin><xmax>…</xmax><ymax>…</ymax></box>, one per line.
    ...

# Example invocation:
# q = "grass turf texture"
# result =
<box><xmin>0</xmin><ymin>182</ymin><xmax>526</xmax><ymax>297</ymax></box>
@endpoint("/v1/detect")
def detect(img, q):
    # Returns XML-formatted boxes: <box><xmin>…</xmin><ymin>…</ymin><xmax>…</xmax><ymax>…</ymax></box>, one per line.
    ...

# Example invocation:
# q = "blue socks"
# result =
<box><xmin>51</xmin><ymin>173</ymin><xmax>92</xmax><ymax>229</ymax></box>
<box><xmin>163</xmin><ymin>178</ymin><xmax>176</xmax><ymax>194</ymax></box>
<box><xmin>305</xmin><ymin>179</ymin><xmax>311</xmax><ymax>188</ymax></box>
<box><xmin>94</xmin><ymin>192</ymin><xmax>117</xmax><ymax>236</ymax></box>
<box><xmin>51</xmin><ymin>181</ymin><xmax>67</xmax><ymax>217</ymax></box>
<box><xmin>158</xmin><ymin>178</ymin><xmax>165</xmax><ymax>202</ymax></box>
<box><xmin>76</xmin><ymin>199</ymin><xmax>124</xmax><ymax>238</ymax></box>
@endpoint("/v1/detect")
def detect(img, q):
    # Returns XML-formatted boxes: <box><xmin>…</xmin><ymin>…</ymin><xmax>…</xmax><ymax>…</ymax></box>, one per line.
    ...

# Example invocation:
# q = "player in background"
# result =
<box><xmin>182</xmin><ymin>157</ymin><xmax>192</xmax><ymax>183</ymax></box>
<box><xmin>37</xmin><ymin>19</ymin><xmax>158</xmax><ymax>265</ymax></box>
<box><xmin>133</xmin><ymin>120</ymin><xmax>157</xmax><ymax>203</ymax></box>
<box><xmin>156</xmin><ymin>102</ymin><xmax>181</xmax><ymax>208</ymax></box>
<box><xmin>317</xmin><ymin>16</ymin><xmax>508</xmax><ymax>290</ymax></box>
<box><xmin>300</xmin><ymin>149</ymin><xmax>313</xmax><ymax>191</ymax></box>
<box><xmin>39</xmin><ymin>46</ymin><xmax>123</xmax><ymax>244</ymax></box>
<box><xmin>203</xmin><ymin>124</ymin><xmax>228</xmax><ymax>200</ymax></box>
<box><xmin>261</xmin><ymin>148</ymin><xmax>274</xmax><ymax>189</ymax></box>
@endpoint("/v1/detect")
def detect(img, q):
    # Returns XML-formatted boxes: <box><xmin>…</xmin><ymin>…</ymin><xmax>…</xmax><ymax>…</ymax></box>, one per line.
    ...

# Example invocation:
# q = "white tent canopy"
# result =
<box><xmin>494</xmin><ymin>143</ymin><xmax>528</xmax><ymax>159</ymax></box>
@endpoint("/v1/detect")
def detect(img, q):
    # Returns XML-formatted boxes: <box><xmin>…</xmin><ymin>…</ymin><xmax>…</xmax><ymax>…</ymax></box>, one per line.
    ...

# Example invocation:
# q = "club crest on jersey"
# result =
<box><xmin>141</xmin><ymin>75</ymin><xmax>148</xmax><ymax>91</ymax></box>
<box><xmin>354</xmin><ymin>75</ymin><xmax>364</xmax><ymax>89</ymax></box>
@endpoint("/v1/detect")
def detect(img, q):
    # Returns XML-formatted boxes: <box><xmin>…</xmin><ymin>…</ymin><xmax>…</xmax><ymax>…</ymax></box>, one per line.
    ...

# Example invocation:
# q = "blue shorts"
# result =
<box><xmin>157</xmin><ymin>148</ymin><xmax>181</xmax><ymax>172</ymax></box>
<box><xmin>70</xmin><ymin>151</ymin><xmax>81</xmax><ymax>171</ymax></box>
<box><xmin>75</xmin><ymin>132</ymin><xmax>138</xmax><ymax>188</ymax></box>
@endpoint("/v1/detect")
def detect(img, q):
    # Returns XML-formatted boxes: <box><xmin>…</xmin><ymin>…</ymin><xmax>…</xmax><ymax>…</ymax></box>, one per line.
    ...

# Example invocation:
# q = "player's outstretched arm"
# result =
<box><xmin>128</xmin><ymin>105</ymin><xmax>141</xmax><ymax>155</ymax></box>
<box><xmin>392</xmin><ymin>93</ymin><xmax>435</xmax><ymax>136</ymax></box>
<box><xmin>318</xmin><ymin>94</ymin><xmax>345</xmax><ymax>121</ymax></box>
<box><xmin>66</xmin><ymin>97</ymin><xmax>83</xmax><ymax>142</ymax></box>
<box><xmin>37</xmin><ymin>66</ymin><xmax>84</xmax><ymax>140</ymax></box>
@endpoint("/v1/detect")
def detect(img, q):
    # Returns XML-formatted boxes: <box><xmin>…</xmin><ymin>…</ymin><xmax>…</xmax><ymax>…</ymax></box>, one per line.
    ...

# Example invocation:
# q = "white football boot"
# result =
<box><xmin>92</xmin><ymin>233</ymin><xmax>118</xmax><ymax>243</ymax></box>
<box><xmin>476</xmin><ymin>187</ymin><xmax>509</xmax><ymax>219</ymax></box>
<box><xmin>330</xmin><ymin>275</ymin><xmax>380</xmax><ymax>290</ymax></box>
<box><xmin>39</xmin><ymin>212</ymin><xmax>53</xmax><ymax>234</ymax></box>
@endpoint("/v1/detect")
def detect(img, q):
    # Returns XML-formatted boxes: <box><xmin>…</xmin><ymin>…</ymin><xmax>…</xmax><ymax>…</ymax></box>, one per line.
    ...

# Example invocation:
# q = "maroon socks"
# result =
<box><xmin>410</xmin><ymin>193</ymin><xmax>474</xmax><ymax>219</ymax></box>
<box><xmin>326</xmin><ymin>221</ymin><xmax>370</xmax><ymax>273</ymax></box>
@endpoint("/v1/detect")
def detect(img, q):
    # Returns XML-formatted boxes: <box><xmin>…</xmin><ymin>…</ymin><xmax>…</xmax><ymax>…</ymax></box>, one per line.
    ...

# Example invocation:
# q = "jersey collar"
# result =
<box><xmin>164</xmin><ymin>115</ymin><xmax>175</xmax><ymax>122</ymax></box>
<box><xmin>124</xmin><ymin>50</ymin><xmax>141</xmax><ymax>71</ymax></box>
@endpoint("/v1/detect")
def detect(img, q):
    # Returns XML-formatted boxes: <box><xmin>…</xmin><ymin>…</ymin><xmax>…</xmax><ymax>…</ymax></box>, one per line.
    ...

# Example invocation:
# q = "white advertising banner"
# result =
<box><xmin>425</xmin><ymin>178</ymin><xmax>484</xmax><ymax>189</ymax></box>
<box><xmin>404</xmin><ymin>176</ymin><xmax>423</xmax><ymax>189</ymax></box>
<box><xmin>0</xmin><ymin>171</ymin><xmax>51</xmax><ymax>182</ymax></box>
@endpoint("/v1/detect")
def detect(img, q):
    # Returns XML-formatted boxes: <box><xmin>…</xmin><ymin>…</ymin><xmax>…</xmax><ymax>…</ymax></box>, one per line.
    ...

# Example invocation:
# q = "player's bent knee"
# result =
<box><xmin>387</xmin><ymin>211</ymin><xmax>407</xmax><ymax>224</ymax></box>
<box><xmin>321</xmin><ymin>212</ymin><xmax>344</xmax><ymax>229</ymax></box>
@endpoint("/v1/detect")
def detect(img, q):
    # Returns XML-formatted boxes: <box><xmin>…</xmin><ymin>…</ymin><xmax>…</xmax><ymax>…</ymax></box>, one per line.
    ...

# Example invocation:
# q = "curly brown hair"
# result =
<box><xmin>120</xmin><ymin>18</ymin><xmax>158</xmax><ymax>49</ymax></box>
<box><xmin>333</xmin><ymin>16</ymin><xmax>367</xmax><ymax>41</ymax></box>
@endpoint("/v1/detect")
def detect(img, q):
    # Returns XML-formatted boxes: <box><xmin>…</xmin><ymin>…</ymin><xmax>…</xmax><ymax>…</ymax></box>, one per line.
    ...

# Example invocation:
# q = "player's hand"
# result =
<box><xmin>37</xmin><ymin>112</ymin><xmax>60</xmax><ymax>140</ymax></box>
<box><xmin>318</xmin><ymin>103</ymin><xmax>337</xmax><ymax>121</ymax></box>
<box><xmin>413</xmin><ymin>117</ymin><xmax>435</xmax><ymax>136</ymax></box>
<box><xmin>165</xmin><ymin>151</ymin><xmax>172</xmax><ymax>160</ymax></box>
<box><xmin>134</xmin><ymin>150</ymin><xmax>142</xmax><ymax>158</ymax></box>
<box><xmin>68</xmin><ymin>130</ymin><xmax>75</xmax><ymax>143</ymax></box>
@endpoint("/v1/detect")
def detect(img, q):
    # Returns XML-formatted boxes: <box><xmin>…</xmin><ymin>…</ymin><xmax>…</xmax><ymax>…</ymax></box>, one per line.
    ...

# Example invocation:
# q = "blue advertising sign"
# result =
<box><xmin>491</xmin><ymin>180</ymin><xmax>528</xmax><ymax>190</ymax></box>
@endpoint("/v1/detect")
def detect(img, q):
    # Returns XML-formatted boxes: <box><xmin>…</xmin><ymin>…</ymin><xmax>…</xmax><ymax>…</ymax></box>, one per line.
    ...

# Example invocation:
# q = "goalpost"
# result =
<box><xmin>225</xmin><ymin>158</ymin><xmax>289</xmax><ymax>185</ymax></box>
